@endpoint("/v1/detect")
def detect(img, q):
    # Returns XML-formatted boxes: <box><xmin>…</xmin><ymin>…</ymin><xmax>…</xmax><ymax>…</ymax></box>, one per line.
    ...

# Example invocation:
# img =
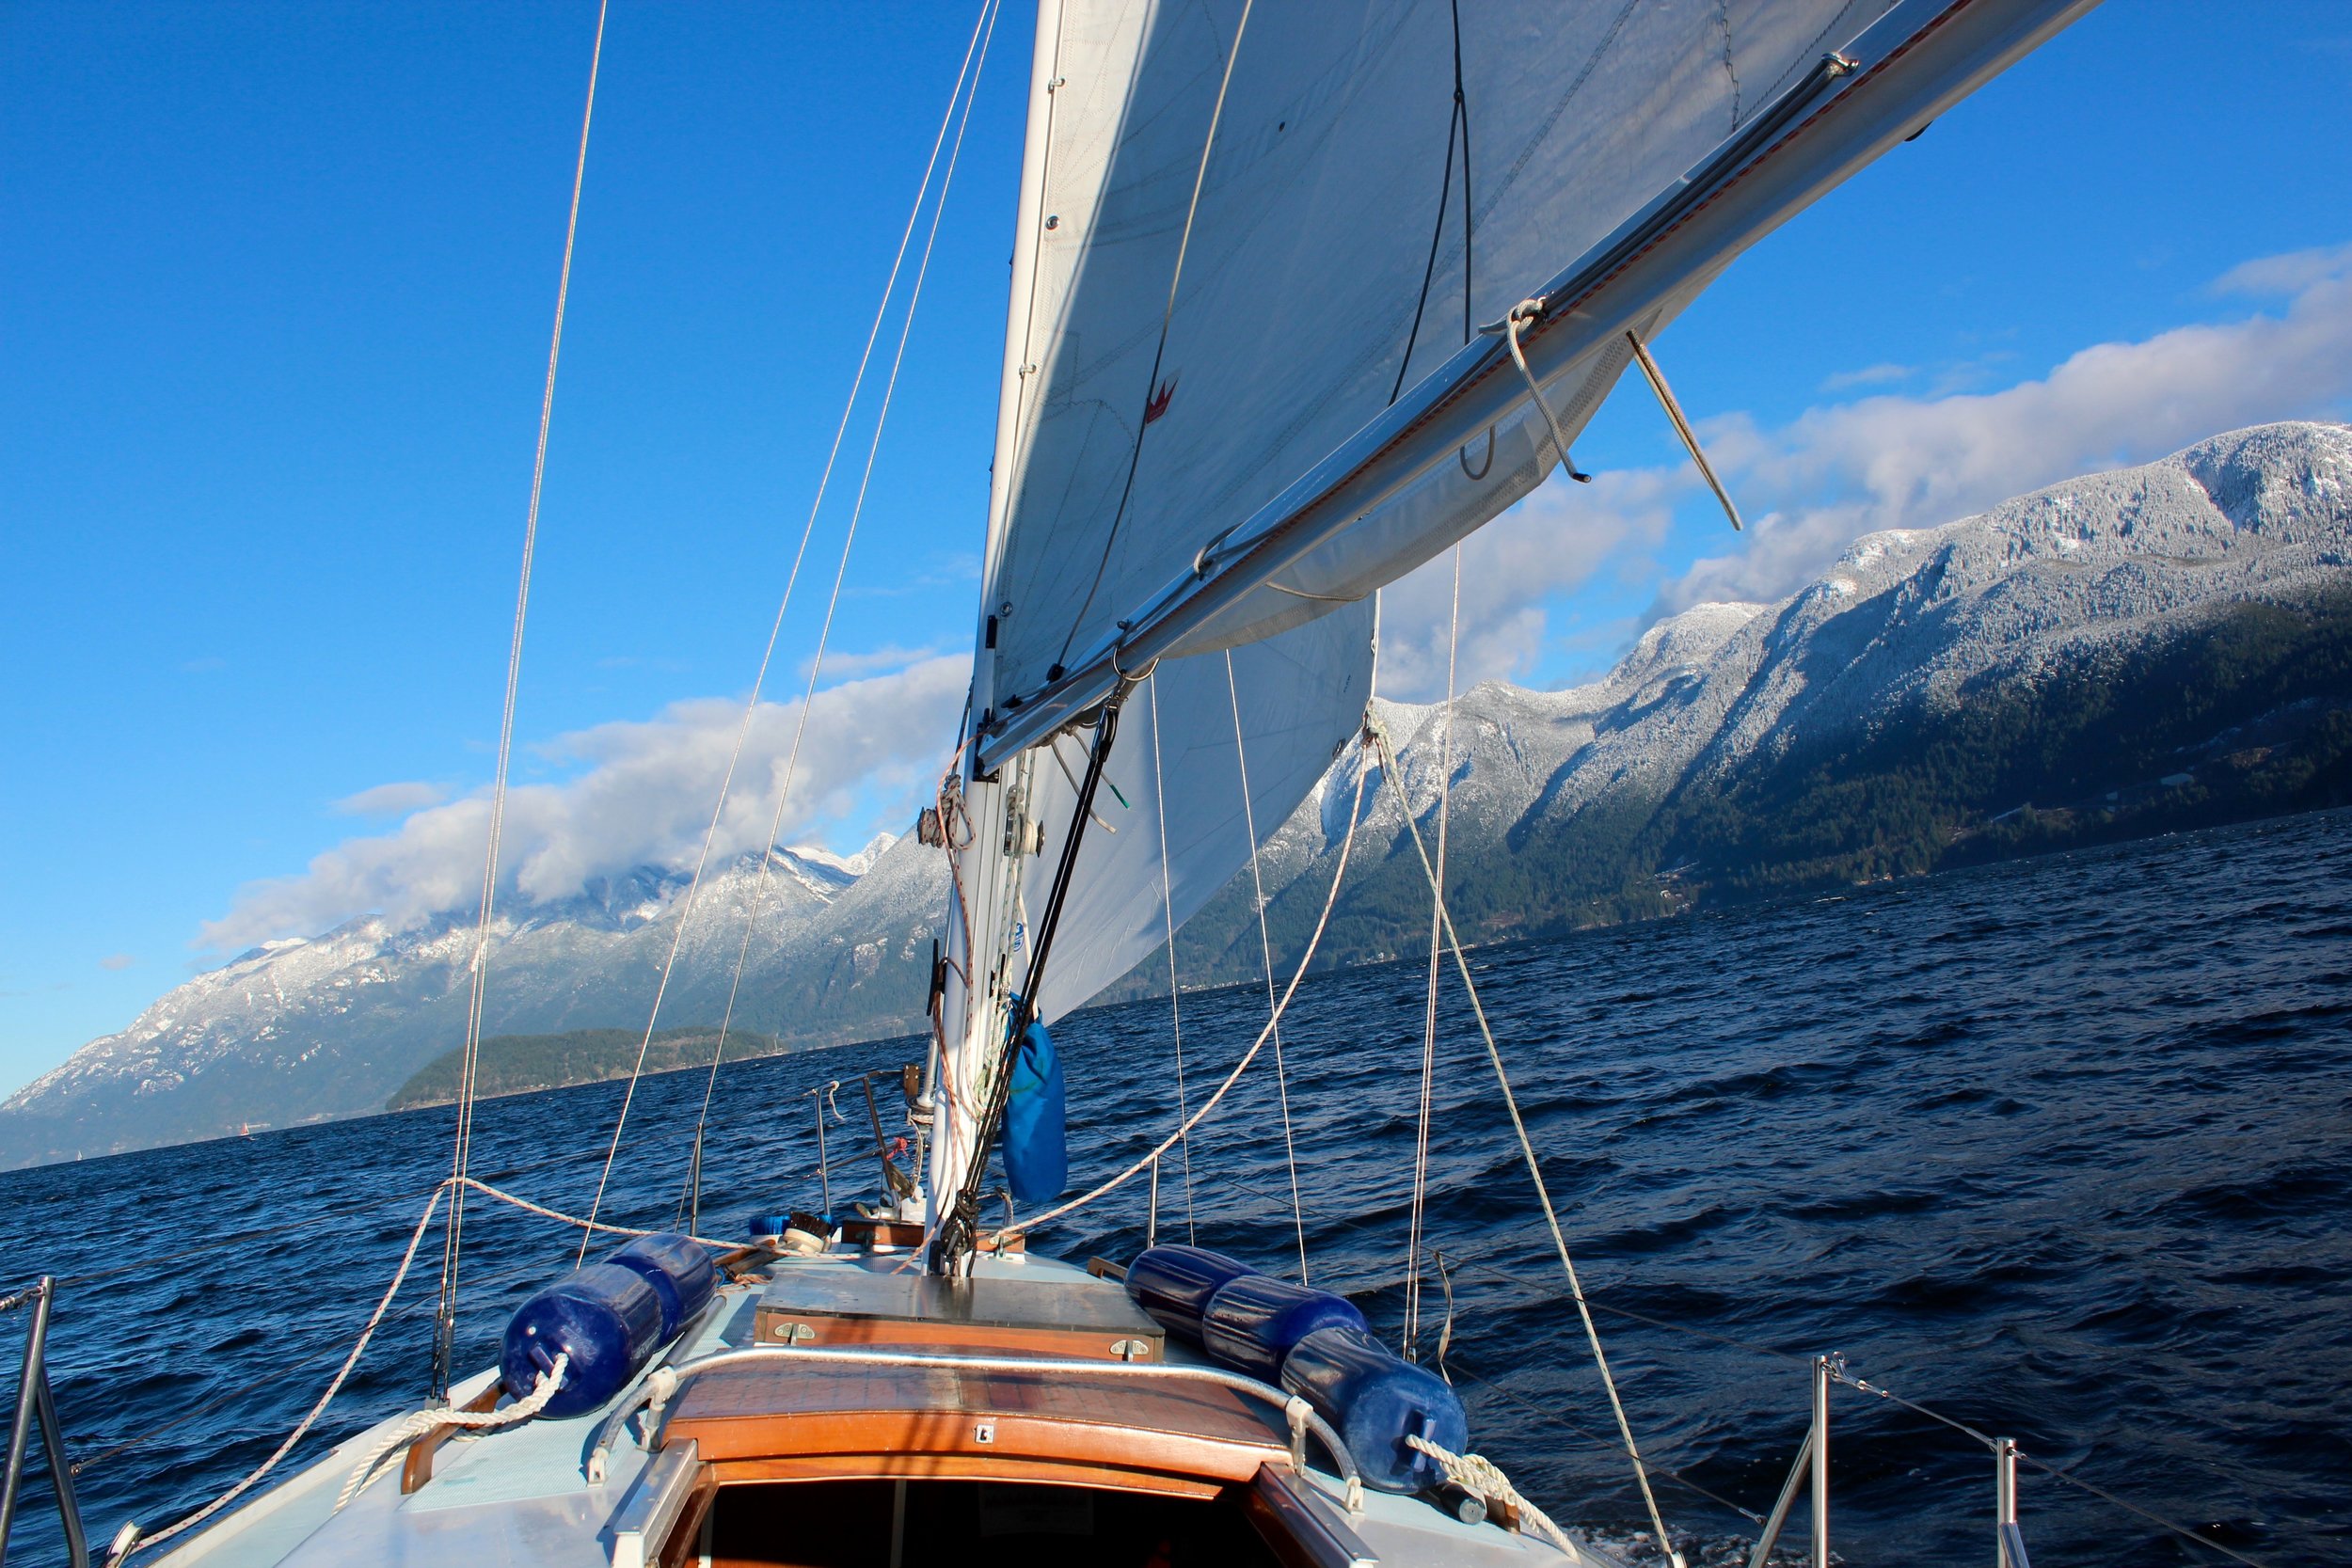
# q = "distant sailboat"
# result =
<box><xmin>16</xmin><ymin>4</ymin><xmax>2112</xmax><ymax>1566</ymax></box>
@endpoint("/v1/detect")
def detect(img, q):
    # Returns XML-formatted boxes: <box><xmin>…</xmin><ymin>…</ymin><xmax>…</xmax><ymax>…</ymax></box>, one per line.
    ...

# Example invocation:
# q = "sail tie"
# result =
<box><xmin>1486</xmin><ymin>298</ymin><xmax>1592</xmax><ymax>483</ymax></box>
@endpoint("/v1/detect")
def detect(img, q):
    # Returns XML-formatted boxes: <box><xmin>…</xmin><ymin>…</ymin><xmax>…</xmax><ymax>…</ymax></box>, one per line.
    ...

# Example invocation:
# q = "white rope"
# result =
<box><xmin>437</xmin><ymin>0</ymin><xmax>610</xmax><ymax>1379</ymax></box>
<box><xmin>1406</xmin><ymin>1433</ymin><xmax>1581</xmax><ymax>1560</ymax></box>
<box><xmin>580</xmin><ymin>0</ymin><xmax>1002</xmax><ymax>1258</ymax></box>
<box><xmin>1499</xmin><ymin>297</ymin><xmax>1590</xmax><ymax>483</ymax></box>
<box><xmin>333</xmin><ymin>1353</ymin><xmax>569</xmax><ymax>1513</ymax></box>
<box><xmin>1008</xmin><ymin>733</ymin><xmax>1373</xmax><ymax>1240</ymax></box>
<box><xmin>1146</xmin><ymin>676</ymin><xmax>1199</xmax><ymax>1243</ymax></box>
<box><xmin>106</xmin><ymin>1187</ymin><xmax>448</xmax><ymax>1562</ymax></box>
<box><xmin>1224</xmin><ymin>649</ymin><xmax>1311</xmax><ymax>1282</ymax></box>
<box><xmin>1370</xmin><ymin>713</ymin><xmax>1684</xmax><ymax>1568</ymax></box>
<box><xmin>1404</xmin><ymin>544</ymin><xmax>1462</xmax><ymax>1356</ymax></box>
<box><xmin>459</xmin><ymin>1177</ymin><xmax>735</xmax><ymax>1249</ymax></box>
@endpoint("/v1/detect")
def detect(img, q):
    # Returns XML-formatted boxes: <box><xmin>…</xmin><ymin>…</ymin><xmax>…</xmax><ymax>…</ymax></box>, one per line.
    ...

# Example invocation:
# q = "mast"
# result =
<box><xmin>928</xmin><ymin>0</ymin><xmax>1066</xmax><ymax>1272</ymax></box>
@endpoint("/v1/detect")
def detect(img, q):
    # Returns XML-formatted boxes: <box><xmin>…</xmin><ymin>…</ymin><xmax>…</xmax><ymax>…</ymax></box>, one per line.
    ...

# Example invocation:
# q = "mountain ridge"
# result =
<box><xmin>7</xmin><ymin>420</ymin><xmax>2349</xmax><ymax>1169</ymax></box>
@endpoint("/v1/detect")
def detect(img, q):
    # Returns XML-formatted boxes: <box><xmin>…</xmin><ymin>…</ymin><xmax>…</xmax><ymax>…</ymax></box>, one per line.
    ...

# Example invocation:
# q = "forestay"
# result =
<box><xmin>1018</xmin><ymin>599</ymin><xmax>1372</xmax><ymax>1023</ymax></box>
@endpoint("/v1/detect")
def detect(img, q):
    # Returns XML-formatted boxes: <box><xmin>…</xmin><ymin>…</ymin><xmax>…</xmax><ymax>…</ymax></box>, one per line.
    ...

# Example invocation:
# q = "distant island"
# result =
<box><xmin>387</xmin><ymin>1026</ymin><xmax>790</xmax><ymax>1111</ymax></box>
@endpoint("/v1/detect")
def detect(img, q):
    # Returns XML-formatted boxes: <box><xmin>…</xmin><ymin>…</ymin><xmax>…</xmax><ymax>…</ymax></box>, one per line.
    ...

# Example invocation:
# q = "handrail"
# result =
<box><xmin>1</xmin><ymin>1277</ymin><xmax>89</xmax><ymax>1568</ymax></box>
<box><xmin>583</xmin><ymin>1343</ymin><xmax>1367</xmax><ymax>1514</ymax></box>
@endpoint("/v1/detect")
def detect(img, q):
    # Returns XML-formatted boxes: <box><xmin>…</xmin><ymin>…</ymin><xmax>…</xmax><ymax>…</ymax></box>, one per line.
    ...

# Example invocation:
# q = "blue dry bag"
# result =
<box><xmin>1002</xmin><ymin>1016</ymin><xmax>1068</xmax><ymax>1204</ymax></box>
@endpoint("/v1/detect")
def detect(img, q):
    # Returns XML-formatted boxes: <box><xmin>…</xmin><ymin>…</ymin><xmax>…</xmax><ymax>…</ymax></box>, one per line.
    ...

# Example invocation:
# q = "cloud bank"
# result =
<box><xmin>199</xmin><ymin>245</ymin><xmax>2352</xmax><ymax>943</ymax></box>
<box><xmin>201</xmin><ymin>656</ymin><xmax>967</xmax><ymax>952</ymax></box>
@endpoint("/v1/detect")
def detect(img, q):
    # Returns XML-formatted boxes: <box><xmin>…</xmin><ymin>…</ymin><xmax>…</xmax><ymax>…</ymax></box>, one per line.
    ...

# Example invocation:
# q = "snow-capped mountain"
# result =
<box><xmin>7</xmin><ymin>423</ymin><xmax>2349</xmax><ymax>1169</ymax></box>
<box><xmin>1154</xmin><ymin>420</ymin><xmax>2352</xmax><ymax>980</ymax></box>
<box><xmin>0</xmin><ymin>832</ymin><xmax>934</xmax><ymax>1166</ymax></box>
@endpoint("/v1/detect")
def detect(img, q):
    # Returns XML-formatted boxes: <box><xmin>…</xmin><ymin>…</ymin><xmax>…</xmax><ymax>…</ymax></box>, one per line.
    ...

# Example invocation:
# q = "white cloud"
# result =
<box><xmin>99</xmin><ymin>955</ymin><xmax>135</xmax><ymax>973</ymax></box>
<box><xmin>2210</xmin><ymin>241</ymin><xmax>2352</xmax><ymax>297</ymax></box>
<box><xmin>333</xmin><ymin>781</ymin><xmax>448</xmax><ymax>817</ymax></box>
<box><xmin>798</xmin><ymin>642</ymin><xmax>941</xmax><ymax>682</ymax></box>
<box><xmin>200</xmin><ymin>654</ymin><xmax>968</xmax><ymax>952</ymax></box>
<box><xmin>1820</xmin><ymin>361</ymin><xmax>1914</xmax><ymax>392</ymax></box>
<box><xmin>1660</xmin><ymin>249</ymin><xmax>2352</xmax><ymax>613</ymax></box>
<box><xmin>1375</xmin><ymin>464</ymin><xmax>1682</xmax><ymax>701</ymax></box>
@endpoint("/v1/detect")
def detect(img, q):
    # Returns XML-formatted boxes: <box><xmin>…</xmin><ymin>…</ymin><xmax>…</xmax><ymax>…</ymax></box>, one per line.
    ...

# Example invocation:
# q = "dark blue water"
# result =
<box><xmin>5</xmin><ymin>810</ymin><xmax>2349</xmax><ymax>1566</ymax></box>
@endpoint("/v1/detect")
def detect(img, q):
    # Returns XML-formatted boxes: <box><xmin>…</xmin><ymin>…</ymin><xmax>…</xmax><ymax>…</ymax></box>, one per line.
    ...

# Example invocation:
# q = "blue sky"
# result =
<box><xmin>5</xmin><ymin>0</ymin><xmax>2350</xmax><ymax>1095</ymax></box>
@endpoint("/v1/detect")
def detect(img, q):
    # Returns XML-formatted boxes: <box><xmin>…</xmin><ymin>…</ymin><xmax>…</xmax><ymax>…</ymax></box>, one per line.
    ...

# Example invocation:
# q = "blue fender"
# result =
<box><xmin>1002</xmin><ymin>1017</ymin><xmax>1068</xmax><ymax>1205</ymax></box>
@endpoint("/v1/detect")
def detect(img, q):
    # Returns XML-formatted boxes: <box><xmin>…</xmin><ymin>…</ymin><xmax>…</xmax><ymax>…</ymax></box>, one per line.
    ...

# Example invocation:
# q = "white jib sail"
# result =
<box><xmin>1020</xmin><ymin>601</ymin><xmax>1375</xmax><ymax>1025</ymax></box>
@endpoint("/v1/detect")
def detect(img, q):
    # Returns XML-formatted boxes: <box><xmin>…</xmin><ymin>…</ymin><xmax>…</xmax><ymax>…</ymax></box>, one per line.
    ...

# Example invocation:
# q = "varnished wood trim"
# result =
<box><xmin>401</xmin><ymin>1380</ymin><xmax>500</xmax><ymax>1494</ymax></box>
<box><xmin>672</xmin><ymin>1404</ymin><xmax>1280</xmax><ymax>1481</ymax></box>
<box><xmin>706</xmin><ymin>1454</ymin><xmax>1223</xmax><ymax>1497</ymax></box>
<box><xmin>749</xmin><ymin>1313</ymin><xmax>1154</xmax><ymax>1361</ymax></box>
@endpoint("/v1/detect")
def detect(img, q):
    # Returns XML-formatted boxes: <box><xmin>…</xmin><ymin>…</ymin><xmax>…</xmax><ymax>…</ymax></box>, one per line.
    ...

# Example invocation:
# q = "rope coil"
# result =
<box><xmin>332</xmin><ymin>1354</ymin><xmax>568</xmax><ymax>1513</ymax></box>
<box><xmin>1406</xmin><ymin>1433</ymin><xmax>1579</xmax><ymax>1560</ymax></box>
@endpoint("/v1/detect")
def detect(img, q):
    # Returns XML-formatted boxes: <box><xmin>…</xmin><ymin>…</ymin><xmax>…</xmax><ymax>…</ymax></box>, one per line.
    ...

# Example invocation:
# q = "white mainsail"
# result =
<box><xmin>977</xmin><ymin>0</ymin><xmax>2097</xmax><ymax>768</ymax></box>
<box><xmin>930</xmin><ymin>0</ymin><xmax>2097</xmax><ymax>1255</ymax></box>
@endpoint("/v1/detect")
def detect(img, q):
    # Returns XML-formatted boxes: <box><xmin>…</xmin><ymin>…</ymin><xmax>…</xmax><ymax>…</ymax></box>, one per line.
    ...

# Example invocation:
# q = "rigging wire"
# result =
<box><xmin>672</xmin><ymin>0</ymin><xmax>1005</xmax><ymax>1237</ymax></box>
<box><xmin>1370</xmin><ymin>714</ymin><xmax>1682</xmax><ymax>1567</ymax></box>
<box><xmin>577</xmin><ymin>0</ymin><xmax>1002</xmax><ymax>1259</ymax></box>
<box><xmin>430</xmin><ymin>0</ymin><xmax>608</xmax><ymax>1402</ymax></box>
<box><xmin>1403</xmin><ymin>544</ymin><xmax>1461</xmax><ymax>1357</ymax></box>
<box><xmin>1005</xmin><ymin>730</ymin><xmax>1373</xmax><ymax>1242</ymax></box>
<box><xmin>1146</xmin><ymin>676</ymin><xmax>1200</xmax><ymax>1243</ymax></box>
<box><xmin>946</xmin><ymin>705</ymin><xmax>1121</xmax><ymax>1264</ymax></box>
<box><xmin>1054</xmin><ymin>0</ymin><xmax>1257</xmax><ymax>676</ymax></box>
<box><xmin>110</xmin><ymin>1187</ymin><xmax>447</xmax><ymax>1561</ymax></box>
<box><xmin>1224</xmin><ymin>648</ymin><xmax>1311</xmax><ymax>1283</ymax></box>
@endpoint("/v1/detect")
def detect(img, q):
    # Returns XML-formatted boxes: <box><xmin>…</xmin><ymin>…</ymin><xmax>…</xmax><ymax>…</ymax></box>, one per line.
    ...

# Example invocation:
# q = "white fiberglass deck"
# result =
<box><xmin>153</xmin><ymin>1249</ymin><xmax>1599</xmax><ymax>1568</ymax></box>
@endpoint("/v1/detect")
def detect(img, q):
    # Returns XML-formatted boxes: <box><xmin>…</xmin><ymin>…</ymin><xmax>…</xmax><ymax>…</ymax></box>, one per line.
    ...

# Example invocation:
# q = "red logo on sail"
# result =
<box><xmin>1143</xmin><ymin>376</ymin><xmax>1178</xmax><ymax>425</ymax></box>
